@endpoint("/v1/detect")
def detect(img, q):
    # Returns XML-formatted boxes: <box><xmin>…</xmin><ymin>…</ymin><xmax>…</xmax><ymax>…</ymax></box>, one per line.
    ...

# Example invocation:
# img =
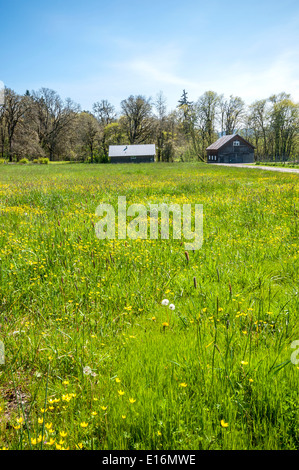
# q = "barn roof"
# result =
<box><xmin>206</xmin><ymin>134</ymin><xmax>255</xmax><ymax>151</ymax></box>
<box><xmin>109</xmin><ymin>144</ymin><xmax>156</xmax><ymax>157</ymax></box>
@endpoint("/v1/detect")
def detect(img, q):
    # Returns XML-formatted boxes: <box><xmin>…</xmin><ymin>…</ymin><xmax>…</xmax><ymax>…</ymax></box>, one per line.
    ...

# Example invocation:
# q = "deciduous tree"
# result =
<box><xmin>120</xmin><ymin>95</ymin><xmax>153</xmax><ymax>144</ymax></box>
<box><xmin>31</xmin><ymin>88</ymin><xmax>80</xmax><ymax>161</ymax></box>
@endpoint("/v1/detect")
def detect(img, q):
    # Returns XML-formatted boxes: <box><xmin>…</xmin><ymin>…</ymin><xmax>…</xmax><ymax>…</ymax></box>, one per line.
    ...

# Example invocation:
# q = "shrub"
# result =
<box><xmin>19</xmin><ymin>158</ymin><xmax>29</xmax><ymax>164</ymax></box>
<box><xmin>0</xmin><ymin>158</ymin><xmax>6</xmax><ymax>164</ymax></box>
<box><xmin>33</xmin><ymin>159</ymin><xmax>39</xmax><ymax>164</ymax></box>
<box><xmin>39</xmin><ymin>157</ymin><xmax>49</xmax><ymax>164</ymax></box>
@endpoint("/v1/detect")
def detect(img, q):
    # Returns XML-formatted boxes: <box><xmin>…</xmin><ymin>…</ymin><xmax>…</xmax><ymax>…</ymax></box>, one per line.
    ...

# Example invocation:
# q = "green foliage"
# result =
<box><xmin>85</xmin><ymin>151</ymin><xmax>109</xmax><ymax>164</ymax></box>
<box><xmin>1</xmin><ymin>87</ymin><xmax>297</xmax><ymax>163</ymax></box>
<box><xmin>32</xmin><ymin>157</ymin><xmax>49</xmax><ymax>164</ymax></box>
<box><xmin>18</xmin><ymin>158</ymin><xmax>29</xmax><ymax>164</ymax></box>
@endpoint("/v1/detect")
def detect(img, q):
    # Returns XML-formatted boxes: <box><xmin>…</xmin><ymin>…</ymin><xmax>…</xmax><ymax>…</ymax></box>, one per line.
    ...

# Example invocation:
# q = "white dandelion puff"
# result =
<box><xmin>83</xmin><ymin>366</ymin><xmax>92</xmax><ymax>375</ymax></box>
<box><xmin>161</xmin><ymin>299</ymin><xmax>169</xmax><ymax>306</ymax></box>
<box><xmin>169</xmin><ymin>304</ymin><xmax>175</xmax><ymax>310</ymax></box>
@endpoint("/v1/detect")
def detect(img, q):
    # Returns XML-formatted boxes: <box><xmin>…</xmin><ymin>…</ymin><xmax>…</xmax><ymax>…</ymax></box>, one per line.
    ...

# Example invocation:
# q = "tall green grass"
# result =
<box><xmin>0</xmin><ymin>162</ymin><xmax>298</xmax><ymax>449</ymax></box>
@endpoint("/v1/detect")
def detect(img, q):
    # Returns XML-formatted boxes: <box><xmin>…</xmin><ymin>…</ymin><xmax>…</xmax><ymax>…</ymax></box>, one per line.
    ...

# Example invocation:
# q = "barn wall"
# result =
<box><xmin>207</xmin><ymin>140</ymin><xmax>254</xmax><ymax>164</ymax></box>
<box><xmin>219</xmin><ymin>141</ymin><xmax>254</xmax><ymax>163</ymax></box>
<box><xmin>110</xmin><ymin>155</ymin><xmax>155</xmax><ymax>164</ymax></box>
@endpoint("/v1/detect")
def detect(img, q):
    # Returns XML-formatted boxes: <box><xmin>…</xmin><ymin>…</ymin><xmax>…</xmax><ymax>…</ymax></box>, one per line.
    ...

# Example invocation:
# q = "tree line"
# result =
<box><xmin>0</xmin><ymin>87</ymin><xmax>298</xmax><ymax>163</ymax></box>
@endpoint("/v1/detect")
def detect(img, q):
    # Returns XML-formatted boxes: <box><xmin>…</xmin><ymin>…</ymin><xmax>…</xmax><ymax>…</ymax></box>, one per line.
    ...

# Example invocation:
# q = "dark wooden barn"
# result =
<box><xmin>109</xmin><ymin>144</ymin><xmax>156</xmax><ymax>163</ymax></box>
<box><xmin>206</xmin><ymin>134</ymin><xmax>255</xmax><ymax>164</ymax></box>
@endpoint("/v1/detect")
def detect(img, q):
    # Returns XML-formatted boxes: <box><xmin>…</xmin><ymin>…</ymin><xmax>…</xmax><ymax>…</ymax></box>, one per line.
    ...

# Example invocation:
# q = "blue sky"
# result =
<box><xmin>1</xmin><ymin>0</ymin><xmax>299</xmax><ymax>113</ymax></box>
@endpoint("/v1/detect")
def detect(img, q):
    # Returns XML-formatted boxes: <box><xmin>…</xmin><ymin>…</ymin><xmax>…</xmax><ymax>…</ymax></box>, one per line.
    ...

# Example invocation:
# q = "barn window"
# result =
<box><xmin>233</xmin><ymin>140</ymin><xmax>240</xmax><ymax>146</ymax></box>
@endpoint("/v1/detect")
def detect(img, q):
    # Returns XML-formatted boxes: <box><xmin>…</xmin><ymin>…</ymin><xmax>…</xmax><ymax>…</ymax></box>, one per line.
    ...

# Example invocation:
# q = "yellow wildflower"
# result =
<box><xmin>46</xmin><ymin>438</ymin><xmax>55</xmax><ymax>446</ymax></box>
<box><xmin>221</xmin><ymin>420</ymin><xmax>229</xmax><ymax>428</ymax></box>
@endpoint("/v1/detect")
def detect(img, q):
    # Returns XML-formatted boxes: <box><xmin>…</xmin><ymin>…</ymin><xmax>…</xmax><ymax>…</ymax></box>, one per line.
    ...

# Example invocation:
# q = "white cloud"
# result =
<box><xmin>200</xmin><ymin>50</ymin><xmax>299</xmax><ymax>104</ymax></box>
<box><xmin>36</xmin><ymin>44</ymin><xmax>299</xmax><ymax>113</ymax></box>
<box><xmin>105</xmin><ymin>41</ymin><xmax>299</xmax><ymax>109</ymax></box>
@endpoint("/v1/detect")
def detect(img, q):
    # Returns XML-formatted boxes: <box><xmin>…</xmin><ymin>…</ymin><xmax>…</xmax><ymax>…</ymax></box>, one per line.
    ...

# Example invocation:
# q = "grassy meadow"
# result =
<box><xmin>0</xmin><ymin>162</ymin><xmax>298</xmax><ymax>450</ymax></box>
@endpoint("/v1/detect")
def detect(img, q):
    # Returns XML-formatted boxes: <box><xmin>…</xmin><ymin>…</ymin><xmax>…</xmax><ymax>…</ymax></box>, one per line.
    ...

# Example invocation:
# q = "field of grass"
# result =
<box><xmin>0</xmin><ymin>162</ymin><xmax>298</xmax><ymax>450</ymax></box>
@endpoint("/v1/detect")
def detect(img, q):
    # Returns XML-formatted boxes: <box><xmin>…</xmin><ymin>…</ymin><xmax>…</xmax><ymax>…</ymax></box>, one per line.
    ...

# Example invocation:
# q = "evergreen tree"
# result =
<box><xmin>178</xmin><ymin>89</ymin><xmax>192</xmax><ymax>107</ymax></box>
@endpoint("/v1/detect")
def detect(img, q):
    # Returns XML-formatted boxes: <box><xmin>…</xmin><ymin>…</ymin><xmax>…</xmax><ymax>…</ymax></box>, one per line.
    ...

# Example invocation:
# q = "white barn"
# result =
<box><xmin>109</xmin><ymin>144</ymin><xmax>156</xmax><ymax>163</ymax></box>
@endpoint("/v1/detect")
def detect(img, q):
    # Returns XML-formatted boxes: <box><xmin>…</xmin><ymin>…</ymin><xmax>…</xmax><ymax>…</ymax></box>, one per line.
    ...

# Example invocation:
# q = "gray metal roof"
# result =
<box><xmin>206</xmin><ymin>135</ymin><xmax>236</xmax><ymax>150</ymax></box>
<box><xmin>206</xmin><ymin>134</ymin><xmax>255</xmax><ymax>151</ymax></box>
<box><xmin>109</xmin><ymin>144</ymin><xmax>156</xmax><ymax>157</ymax></box>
